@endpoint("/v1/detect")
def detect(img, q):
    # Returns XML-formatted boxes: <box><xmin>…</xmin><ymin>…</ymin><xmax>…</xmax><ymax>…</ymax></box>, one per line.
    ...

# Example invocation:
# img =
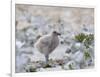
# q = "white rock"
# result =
<box><xmin>75</xmin><ymin>43</ymin><xmax>81</xmax><ymax>48</ymax></box>
<box><xmin>71</xmin><ymin>43</ymin><xmax>82</xmax><ymax>53</ymax></box>
<box><xmin>63</xmin><ymin>60</ymin><xmax>80</xmax><ymax>70</ymax></box>
<box><xmin>16</xmin><ymin>54</ymin><xmax>29</xmax><ymax>72</ymax></box>
<box><xmin>16</xmin><ymin>40</ymin><xmax>25</xmax><ymax>49</ymax></box>
<box><xmin>37</xmin><ymin>68</ymin><xmax>46</xmax><ymax>71</ymax></box>
<box><xmin>71</xmin><ymin>51</ymin><xmax>84</xmax><ymax>63</ymax></box>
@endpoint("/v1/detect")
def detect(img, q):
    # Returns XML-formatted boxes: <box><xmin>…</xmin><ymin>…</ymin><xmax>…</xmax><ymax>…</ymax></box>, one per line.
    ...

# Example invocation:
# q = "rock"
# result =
<box><xmin>19</xmin><ymin>47</ymin><xmax>34</xmax><ymax>56</ymax></box>
<box><xmin>16</xmin><ymin>40</ymin><xmax>25</xmax><ymax>49</ymax></box>
<box><xmin>71</xmin><ymin>51</ymin><xmax>84</xmax><ymax>63</ymax></box>
<box><xmin>65</xmin><ymin>48</ymin><xmax>71</xmax><ymax>53</ymax></box>
<box><xmin>25</xmin><ymin>64</ymin><xmax>37</xmax><ymax>72</ymax></box>
<box><xmin>84</xmin><ymin>57</ymin><xmax>94</xmax><ymax>67</ymax></box>
<box><xmin>71</xmin><ymin>43</ymin><xmax>82</xmax><ymax>52</ymax></box>
<box><xmin>37</xmin><ymin>68</ymin><xmax>46</xmax><ymax>71</ymax></box>
<box><xmin>63</xmin><ymin>60</ymin><xmax>80</xmax><ymax>70</ymax></box>
<box><xmin>16</xmin><ymin>54</ymin><xmax>30</xmax><ymax>72</ymax></box>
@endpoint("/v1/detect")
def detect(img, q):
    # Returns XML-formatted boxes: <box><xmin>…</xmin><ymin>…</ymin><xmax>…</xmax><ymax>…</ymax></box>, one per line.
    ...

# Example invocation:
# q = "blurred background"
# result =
<box><xmin>15</xmin><ymin>4</ymin><xmax>94</xmax><ymax>73</ymax></box>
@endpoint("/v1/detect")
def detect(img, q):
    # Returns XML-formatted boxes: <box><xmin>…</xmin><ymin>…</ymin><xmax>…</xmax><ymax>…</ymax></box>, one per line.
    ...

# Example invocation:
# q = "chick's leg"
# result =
<box><xmin>45</xmin><ymin>54</ymin><xmax>49</xmax><ymax>63</ymax></box>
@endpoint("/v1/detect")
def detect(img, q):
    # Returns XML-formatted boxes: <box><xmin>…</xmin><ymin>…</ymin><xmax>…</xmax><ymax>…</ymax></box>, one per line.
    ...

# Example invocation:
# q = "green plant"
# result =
<box><xmin>29</xmin><ymin>67</ymin><xmax>37</xmax><ymax>72</ymax></box>
<box><xmin>43</xmin><ymin>64</ymin><xmax>52</xmax><ymax>68</ymax></box>
<box><xmin>84</xmin><ymin>51</ymin><xmax>91</xmax><ymax>60</ymax></box>
<box><xmin>84</xmin><ymin>34</ymin><xmax>94</xmax><ymax>48</ymax></box>
<box><xmin>69</xmin><ymin>64</ymin><xmax>73</xmax><ymax>70</ymax></box>
<box><xmin>75</xmin><ymin>33</ymin><xmax>87</xmax><ymax>42</ymax></box>
<box><xmin>75</xmin><ymin>33</ymin><xmax>94</xmax><ymax>48</ymax></box>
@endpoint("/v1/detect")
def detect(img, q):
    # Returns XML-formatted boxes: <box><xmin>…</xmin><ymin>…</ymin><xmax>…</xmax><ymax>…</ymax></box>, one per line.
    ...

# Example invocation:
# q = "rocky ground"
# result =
<box><xmin>15</xmin><ymin>4</ymin><xmax>94</xmax><ymax>73</ymax></box>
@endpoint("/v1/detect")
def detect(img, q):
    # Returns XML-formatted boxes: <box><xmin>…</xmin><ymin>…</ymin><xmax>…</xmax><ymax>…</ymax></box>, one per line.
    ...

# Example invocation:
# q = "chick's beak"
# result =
<box><xmin>57</xmin><ymin>33</ymin><xmax>61</xmax><ymax>36</ymax></box>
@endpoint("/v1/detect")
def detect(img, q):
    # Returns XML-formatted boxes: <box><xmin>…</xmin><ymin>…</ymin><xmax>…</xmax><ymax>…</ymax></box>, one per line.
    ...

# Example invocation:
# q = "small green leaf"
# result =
<box><xmin>43</xmin><ymin>64</ymin><xmax>52</xmax><ymax>68</ymax></box>
<box><xmin>69</xmin><ymin>64</ymin><xmax>73</xmax><ymax>70</ymax></box>
<box><xmin>29</xmin><ymin>67</ymin><xmax>36</xmax><ymax>72</ymax></box>
<box><xmin>84</xmin><ymin>51</ymin><xmax>91</xmax><ymax>60</ymax></box>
